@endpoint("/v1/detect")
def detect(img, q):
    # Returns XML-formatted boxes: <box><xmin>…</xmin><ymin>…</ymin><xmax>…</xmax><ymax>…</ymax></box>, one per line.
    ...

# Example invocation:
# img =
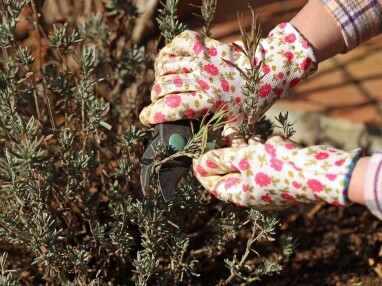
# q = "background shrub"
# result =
<box><xmin>0</xmin><ymin>0</ymin><xmax>293</xmax><ymax>284</ymax></box>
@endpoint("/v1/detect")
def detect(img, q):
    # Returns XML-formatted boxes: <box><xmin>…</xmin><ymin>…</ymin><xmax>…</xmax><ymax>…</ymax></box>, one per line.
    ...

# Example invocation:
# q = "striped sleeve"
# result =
<box><xmin>364</xmin><ymin>152</ymin><xmax>382</xmax><ymax>220</ymax></box>
<box><xmin>317</xmin><ymin>0</ymin><xmax>382</xmax><ymax>51</ymax></box>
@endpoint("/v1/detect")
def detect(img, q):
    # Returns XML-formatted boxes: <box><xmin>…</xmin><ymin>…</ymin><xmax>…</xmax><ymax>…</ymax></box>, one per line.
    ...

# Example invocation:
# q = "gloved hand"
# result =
<box><xmin>139</xmin><ymin>23</ymin><xmax>317</xmax><ymax>133</ymax></box>
<box><xmin>193</xmin><ymin>135</ymin><xmax>362</xmax><ymax>210</ymax></box>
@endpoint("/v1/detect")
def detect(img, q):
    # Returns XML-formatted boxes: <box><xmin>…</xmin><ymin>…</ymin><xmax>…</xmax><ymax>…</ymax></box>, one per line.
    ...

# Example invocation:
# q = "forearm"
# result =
<box><xmin>290</xmin><ymin>1</ymin><xmax>345</xmax><ymax>62</ymax></box>
<box><xmin>348</xmin><ymin>154</ymin><xmax>382</xmax><ymax>220</ymax></box>
<box><xmin>290</xmin><ymin>0</ymin><xmax>382</xmax><ymax>63</ymax></box>
<box><xmin>347</xmin><ymin>157</ymin><xmax>369</xmax><ymax>205</ymax></box>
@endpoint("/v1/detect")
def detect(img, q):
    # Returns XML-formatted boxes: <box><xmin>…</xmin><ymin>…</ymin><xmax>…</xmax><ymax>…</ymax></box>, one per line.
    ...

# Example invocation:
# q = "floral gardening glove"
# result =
<box><xmin>139</xmin><ymin>23</ymin><xmax>317</xmax><ymax>133</ymax></box>
<box><xmin>193</xmin><ymin>136</ymin><xmax>362</xmax><ymax>210</ymax></box>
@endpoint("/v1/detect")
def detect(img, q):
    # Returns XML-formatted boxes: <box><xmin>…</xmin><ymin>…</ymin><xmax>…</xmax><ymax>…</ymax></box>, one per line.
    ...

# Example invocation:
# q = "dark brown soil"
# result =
<box><xmin>261</xmin><ymin>204</ymin><xmax>382</xmax><ymax>286</ymax></box>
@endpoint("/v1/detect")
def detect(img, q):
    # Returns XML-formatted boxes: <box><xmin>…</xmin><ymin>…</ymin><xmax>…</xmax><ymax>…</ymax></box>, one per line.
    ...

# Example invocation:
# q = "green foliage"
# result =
<box><xmin>0</xmin><ymin>0</ymin><xmax>294</xmax><ymax>285</ymax></box>
<box><xmin>48</xmin><ymin>23</ymin><xmax>82</xmax><ymax>52</ymax></box>
<box><xmin>103</xmin><ymin>0</ymin><xmax>138</xmax><ymax>17</ymax></box>
<box><xmin>225</xmin><ymin>6</ymin><xmax>264</xmax><ymax>141</ymax></box>
<box><xmin>191</xmin><ymin>0</ymin><xmax>218</xmax><ymax>37</ymax></box>
<box><xmin>275</xmin><ymin>111</ymin><xmax>297</xmax><ymax>139</ymax></box>
<box><xmin>157</xmin><ymin>0</ymin><xmax>187</xmax><ymax>41</ymax></box>
<box><xmin>0</xmin><ymin>253</ymin><xmax>20</xmax><ymax>286</ymax></box>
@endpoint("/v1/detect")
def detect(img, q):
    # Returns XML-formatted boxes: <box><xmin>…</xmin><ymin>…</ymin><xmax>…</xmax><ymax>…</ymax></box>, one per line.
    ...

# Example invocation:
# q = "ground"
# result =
<box><xmin>262</xmin><ymin>204</ymin><xmax>382</xmax><ymax>285</ymax></box>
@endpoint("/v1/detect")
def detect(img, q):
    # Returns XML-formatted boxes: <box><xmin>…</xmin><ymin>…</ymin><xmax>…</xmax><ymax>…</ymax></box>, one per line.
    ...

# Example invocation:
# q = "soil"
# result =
<box><xmin>261</xmin><ymin>204</ymin><xmax>382</xmax><ymax>286</ymax></box>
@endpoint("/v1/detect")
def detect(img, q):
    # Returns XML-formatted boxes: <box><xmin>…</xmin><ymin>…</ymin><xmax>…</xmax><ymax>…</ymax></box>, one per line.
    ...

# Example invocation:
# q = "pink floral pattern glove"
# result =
<box><xmin>193</xmin><ymin>136</ymin><xmax>362</xmax><ymax>210</ymax></box>
<box><xmin>139</xmin><ymin>23</ymin><xmax>317</xmax><ymax>130</ymax></box>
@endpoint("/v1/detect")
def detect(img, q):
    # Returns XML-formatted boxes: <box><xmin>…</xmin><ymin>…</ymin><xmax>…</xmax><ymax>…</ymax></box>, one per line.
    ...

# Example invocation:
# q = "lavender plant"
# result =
<box><xmin>0</xmin><ymin>0</ymin><xmax>295</xmax><ymax>285</ymax></box>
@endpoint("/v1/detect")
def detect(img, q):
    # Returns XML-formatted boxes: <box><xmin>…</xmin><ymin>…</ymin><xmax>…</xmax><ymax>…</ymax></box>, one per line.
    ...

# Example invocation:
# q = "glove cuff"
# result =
<box><xmin>327</xmin><ymin>147</ymin><xmax>362</xmax><ymax>206</ymax></box>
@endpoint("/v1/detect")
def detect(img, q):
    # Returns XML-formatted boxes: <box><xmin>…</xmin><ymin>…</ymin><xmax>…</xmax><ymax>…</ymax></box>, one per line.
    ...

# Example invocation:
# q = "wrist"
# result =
<box><xmin>290</xmin><ymin>0</ymin><xmax>345</xmax><ymax>62</ymax></box>
<box><xmin>363</xmin><ymin>152</ymin><xmax>382</xmax><ymax>220</ymax></box>
<box><xmin>347</xmin><ymin>156</ymin><xmax>369</xmax><ymax>205</ymax></box>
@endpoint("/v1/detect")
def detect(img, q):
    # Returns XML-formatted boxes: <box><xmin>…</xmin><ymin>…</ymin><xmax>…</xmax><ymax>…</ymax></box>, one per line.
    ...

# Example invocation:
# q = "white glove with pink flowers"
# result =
<box><xmin>193</xmin><ymin>136</ymin><xmax>362</xmax><ymax>210</ymax></box>
<box><xmin>139</xmin><ymin>23</ymin><xmax>317</xmax><ymax>133</ymax></box>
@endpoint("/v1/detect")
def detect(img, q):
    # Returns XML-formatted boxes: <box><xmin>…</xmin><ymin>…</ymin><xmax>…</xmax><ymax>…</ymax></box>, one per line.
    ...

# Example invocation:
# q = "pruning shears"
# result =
<box><xmin>140</xmin><ymin>121</ymin><xmax>194</xmax><ymax>202</ymax></box>
<box><xmin>140</xmin><ymin>120</ymin><xmax>223</xmax><ymax>202</ymax></box>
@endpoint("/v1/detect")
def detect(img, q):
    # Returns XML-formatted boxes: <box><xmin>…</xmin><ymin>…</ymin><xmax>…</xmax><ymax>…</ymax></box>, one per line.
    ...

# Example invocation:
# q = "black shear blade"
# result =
<box><xmin>140</xmin><ymin>135</ymin><xmax>159</xmax><ymax>197</ymax></box>
<box><xmin>158</xmin><ymin>156</ymin><xmax>192</xmax><ymax>201</ymax></box>
<box><xmin>140</xmin><ymin>121</ymin><xmax>193</xmax><ymax>201</ymax></box>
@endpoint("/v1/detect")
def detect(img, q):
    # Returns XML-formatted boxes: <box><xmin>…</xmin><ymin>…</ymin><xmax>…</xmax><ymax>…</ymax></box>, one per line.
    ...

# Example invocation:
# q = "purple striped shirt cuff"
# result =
<box><xmin>364</xmin><ymin>151</ymin><xmax>382</xmax><ymax>220</ymax></box>
<box><xmin>317</xmin><ymin>0</ymin><xmax>382</xmax><ymax>51</ymax></box>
